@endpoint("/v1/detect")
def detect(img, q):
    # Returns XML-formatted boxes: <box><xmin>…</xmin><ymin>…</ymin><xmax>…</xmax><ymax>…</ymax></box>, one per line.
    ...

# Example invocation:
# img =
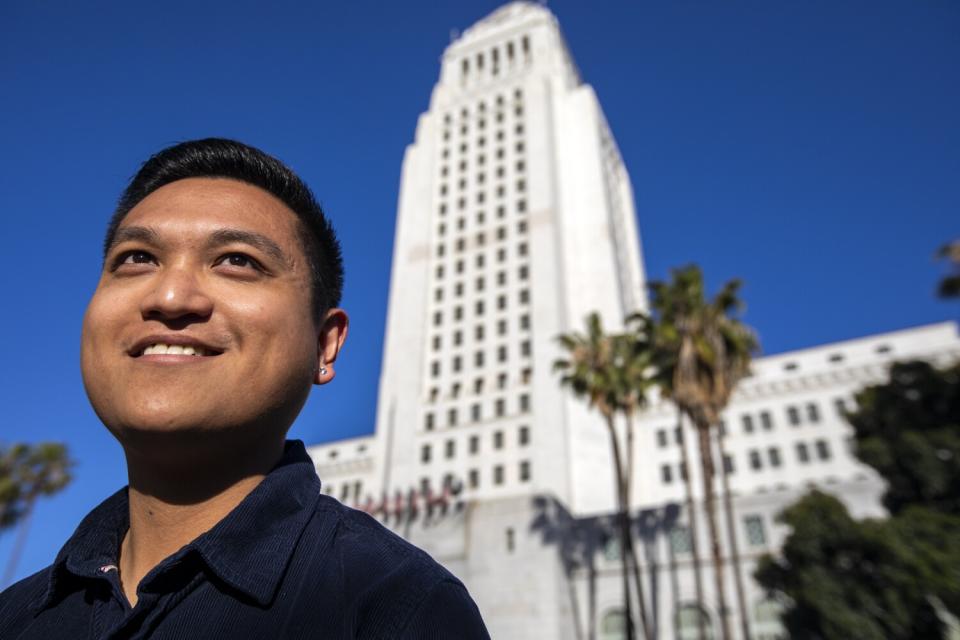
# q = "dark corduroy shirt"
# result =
<box><xmin>0</xmin><ymin>441</ymin><xmax>489</xmax><ymax>639</ymax></box>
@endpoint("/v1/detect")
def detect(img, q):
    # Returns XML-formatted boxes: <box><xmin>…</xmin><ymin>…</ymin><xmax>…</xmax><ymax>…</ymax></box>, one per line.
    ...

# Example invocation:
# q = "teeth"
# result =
<box><xmin>141</xmin><ymin>343</ymin><xmax>209</xmax><ymax>357</ymax></box>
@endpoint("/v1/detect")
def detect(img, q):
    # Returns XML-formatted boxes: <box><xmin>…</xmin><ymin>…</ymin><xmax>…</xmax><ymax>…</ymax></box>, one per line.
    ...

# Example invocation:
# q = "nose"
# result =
<box><xmin>139</xmin><ymin>264</ymin><xmax>214</xmax><ymax>323</ymax></box>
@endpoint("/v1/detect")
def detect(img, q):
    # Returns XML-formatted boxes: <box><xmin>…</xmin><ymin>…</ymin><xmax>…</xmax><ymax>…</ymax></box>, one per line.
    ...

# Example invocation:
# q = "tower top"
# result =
<box><xmin>447</xmin><ymin>2</ymin><xmax>555</xmax><ymax>53</ymax></box>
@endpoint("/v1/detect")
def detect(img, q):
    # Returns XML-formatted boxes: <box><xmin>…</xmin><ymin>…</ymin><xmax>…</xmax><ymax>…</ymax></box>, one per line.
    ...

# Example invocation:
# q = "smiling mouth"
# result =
<box><xmin>134</xmin><ymin>343</ymin><xmax>223</xmax><ymax>358</ymax></box>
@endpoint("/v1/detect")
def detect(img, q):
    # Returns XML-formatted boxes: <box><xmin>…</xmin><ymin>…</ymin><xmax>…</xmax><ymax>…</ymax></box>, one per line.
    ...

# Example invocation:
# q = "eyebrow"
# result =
<box><xmin>107</xmin><ymin>225</ymin><xmax>290</xmax><ymax>267</ymax></box>
<box><xmin>208</xmin><ymin>228</ymin><xmax>290</xmax><ymax>266</ymax></box>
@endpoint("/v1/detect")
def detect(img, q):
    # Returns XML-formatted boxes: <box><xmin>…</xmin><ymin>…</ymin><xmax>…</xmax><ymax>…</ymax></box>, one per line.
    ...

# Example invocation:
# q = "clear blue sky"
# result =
<box><xmin>1</xmin><ymin>0</ymin><xmax>957</xmax><ymax>583</ymax></box>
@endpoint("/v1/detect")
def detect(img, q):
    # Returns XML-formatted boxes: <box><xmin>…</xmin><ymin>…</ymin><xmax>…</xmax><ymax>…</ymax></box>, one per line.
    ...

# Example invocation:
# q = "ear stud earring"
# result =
<box><xmin>319</xmin><ymin>366</ymin><xmax>328</xmax><ymax>376</ymax></box>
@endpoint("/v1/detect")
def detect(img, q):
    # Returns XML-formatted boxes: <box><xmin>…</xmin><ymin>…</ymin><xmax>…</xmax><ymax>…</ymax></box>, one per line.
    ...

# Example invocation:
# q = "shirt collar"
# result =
<box><xmin>37</xmin><ymin>440</ymin><xmax>322</xmax><ymax>611</ymax></box>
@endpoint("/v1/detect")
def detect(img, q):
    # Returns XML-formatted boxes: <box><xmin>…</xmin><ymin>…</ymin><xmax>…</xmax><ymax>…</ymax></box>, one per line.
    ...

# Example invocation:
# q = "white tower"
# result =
<box><xmin>371</xmin><ymin>2</ymin><xmax>646</xmax><ymax>515</ymax></box>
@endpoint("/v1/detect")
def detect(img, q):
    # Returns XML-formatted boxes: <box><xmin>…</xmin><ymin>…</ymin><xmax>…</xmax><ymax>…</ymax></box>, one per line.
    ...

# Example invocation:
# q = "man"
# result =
<box><xmin>0</xmin><ymin>139</ymin><xmax>489</xmax><ymax>639</ymax></box>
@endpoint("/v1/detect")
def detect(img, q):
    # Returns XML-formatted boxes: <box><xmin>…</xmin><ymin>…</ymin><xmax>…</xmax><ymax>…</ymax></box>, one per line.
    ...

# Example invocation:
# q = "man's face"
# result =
<box><xmin>81</xmin><ymin>178</ymin><xmax>335</xmax><ymax>446</ymax></box>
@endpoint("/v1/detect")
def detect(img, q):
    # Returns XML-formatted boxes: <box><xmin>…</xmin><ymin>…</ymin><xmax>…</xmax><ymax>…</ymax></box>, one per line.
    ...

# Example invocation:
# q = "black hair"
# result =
<box><xmin>105</xmin><ymin>138</ymin><xmax>343</xmax><ymax>320</ymax></box>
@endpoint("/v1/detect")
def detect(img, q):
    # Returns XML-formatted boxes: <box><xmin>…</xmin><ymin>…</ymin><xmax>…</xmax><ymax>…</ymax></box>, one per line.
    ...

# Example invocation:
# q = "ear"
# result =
<box><xmin>314</xmin><ymin>308</ymin><xmax>349</xmax><ymax>385</ymax></box>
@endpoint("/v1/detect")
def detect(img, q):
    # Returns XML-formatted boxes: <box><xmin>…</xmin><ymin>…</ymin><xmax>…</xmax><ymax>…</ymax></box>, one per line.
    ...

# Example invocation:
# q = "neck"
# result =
<box><xmin>118</xmin><ymin>436</ymin><xmax>285</xmax><ymax>606</ymax></box>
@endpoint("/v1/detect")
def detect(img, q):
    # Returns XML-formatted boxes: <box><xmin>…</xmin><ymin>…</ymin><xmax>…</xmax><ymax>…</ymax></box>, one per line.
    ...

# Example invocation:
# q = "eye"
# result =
<box><xmin>216</xmin><ymin>253</ymin><xmax>262</xmax><ymax>271</ymax></box>
<box><xmin>112</xmin><ymin>250</ymin><xmax>157</xmax><ymax>270</ymax></box>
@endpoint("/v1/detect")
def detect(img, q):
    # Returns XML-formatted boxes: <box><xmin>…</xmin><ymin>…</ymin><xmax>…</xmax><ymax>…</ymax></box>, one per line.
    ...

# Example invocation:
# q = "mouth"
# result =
<box><xmin>130</xmin><ymin>339</ymin><xmax>224</xmax><ymax>359</ymax></box>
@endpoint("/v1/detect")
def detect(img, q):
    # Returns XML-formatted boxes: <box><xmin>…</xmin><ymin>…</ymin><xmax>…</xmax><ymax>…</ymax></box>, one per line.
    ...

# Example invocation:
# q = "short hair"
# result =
<box><xmin>105</xmin><ymin>138</ymin><xmax>343</xmax><ymax>320</ymax></box>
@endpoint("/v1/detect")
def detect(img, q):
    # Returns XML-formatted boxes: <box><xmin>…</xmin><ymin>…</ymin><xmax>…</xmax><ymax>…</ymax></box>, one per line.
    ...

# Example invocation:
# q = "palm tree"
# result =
<box><xmin>555</xmin><ymin>312</ymin><xmax>638</xmax><ymax>640</ymax></box>
<box><xmin>629</xmin><ymin>310</ymin><xmax>709</xmax><ymax>640</ymax></box>
<box><xmin>645</xmin><ymin>265</ymin><xmax>757</xmax><ymax>640</ymax></box>
<box><xmin>936</xmin><ymin>240</ymin><xmax>960</xmax><ymax>299</ymax></box>
<box><xmin>611</xmin><ymin>330</ymin><xmax>656</xmax><ymax>640</ymax></box>
<box><xmin>1</xmin><ymin>442</ymin><xmax>73</xmax><ymax>587</ymax></box>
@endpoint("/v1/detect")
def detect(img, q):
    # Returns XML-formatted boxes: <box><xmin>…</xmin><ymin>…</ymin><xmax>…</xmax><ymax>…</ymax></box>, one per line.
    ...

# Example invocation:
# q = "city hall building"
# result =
<box><xmin>307</xmin><ymin>4</ymin><xmax>960</xmax><ymax>638</ymax></box>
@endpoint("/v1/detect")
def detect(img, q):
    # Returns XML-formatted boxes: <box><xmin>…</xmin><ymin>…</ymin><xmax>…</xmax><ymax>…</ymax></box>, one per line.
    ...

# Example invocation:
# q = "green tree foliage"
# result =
<box><xmin>756</xmin><ymin>360</ymin><xmax>960</xmax><ymax>639</ymax></box>
<box><xmin>1</xmin><ymin>441</ymin><xmax>74</xmax><ymax>586</ymax></box>
<box><xmin>848</xmin><ymin>360</ymin><xmax>960</xmax><ymax>516</ymax></box>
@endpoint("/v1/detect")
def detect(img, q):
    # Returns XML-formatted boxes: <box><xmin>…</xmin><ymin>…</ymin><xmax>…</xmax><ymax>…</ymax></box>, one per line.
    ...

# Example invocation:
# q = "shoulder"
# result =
<box><xmin>307</xmin><ymin>496</ymin><xmax>489</xmax><ymax>639</ymax></box>
<box><xmin>0</xmin><ymin>566</ymin><xmax>53</xmax><ymax>633</ymax></box>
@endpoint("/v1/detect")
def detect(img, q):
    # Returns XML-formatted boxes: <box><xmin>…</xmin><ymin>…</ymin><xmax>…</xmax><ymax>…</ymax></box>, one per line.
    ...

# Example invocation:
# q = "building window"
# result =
<box><xmin>471</xmin><ymin>403</ymin><xmax>481</xmax><ymax>422</ymax></box>
<box><xmin>497</xmin><ymin>372</ymin><xmax>507</xmax><ymax>389</ymax></box>
<box><xmin>742</xmin><ymin>414</ymin><xmax>754</xmax><ymax>434</ymax></box>
<box><xmin>519</xmin><ymin>289</ymin><xmax>530</xmax><ymax>304</ymax></box>
<box><xmin>431</xmin><ymin>361</ymin><xmax>440</xmax><ymax>377</ymax></box>
<box><xmin>519</xmin><ymin>461</ymin><xmax>531</xmax><ymax>482</ymax></box>
<box><xmin>468</xmin><ymin>469</ymin><xmax>479</xmax><ymax>488</ymax></box>
<box><xmin>519</xmin><ymin>393</ymin><xmax>530</xmax><ymax>412</ymax></box>
<box><xmin>768</xmin><ymin>447</ymin><xmax>782</xmax><ymax>468</ymax></box>
<box><xmin>447</xmin><ymin>408</ymin><xmax>458</xmax><ymax>427</ymax></box>
<box><xmin>475</xmin><ymin>301</ymin><xmax>484</xmax><ymax>316</ymax></box>
<box><xmin>494</xmin><ymin>431</ymin><xmax>504</xmax><ymax>449</ymax></box>
<box><xmin>474</xmin><ymin>351</ymin><xmax>484</xmax><ymax>367</ymax></box>
<box><xmin>674</xmin><ymin>426</ymin><xmax>684</xmax><ymax>445</ymax></box>
<box><xmin>807</xmin><ymin>402</ymin><xmax>821</xmax><ymax>423</ymax></box>
<box><xmin>498</xmin><ymin>345</ymin><xmax>507</xmax><ymax>362</ymax></box>
<box><xmin>815</xmin><ymin>439</ymin><xmax>831</xmax><ymax>460</ymax></box>
<box><xmin>497</xmin><ymin>319</ymin><xmax>507</xmax><ymax>335</ymax></box>
<box><xmin>470</xmin><ymin>435</ymin><xmax>479</xmax><ymax>455</ymax></box>
<box><xmin>495</xmin><ymin>398</ymin><xmax>505</xmax><ymax>417</ymax></box>
<box><xmin>454</xmin><ymin>306</ymin><xmax>463</xmax><ymax>321</ymax></box>
<box><xmin>520</xmin><ymin>314</ymin><xmax>530</xmax><ymax>330</ymax></box>
<box><xmin>435</xmin><ymin>265</ymin><xmax>444</xmax><ymax>279</ymax></box>
<box><xmin>669</xmin><ymin>526</ymin><xmax>692</xmax><ymax>554</ymax></box>
<box><xmin>475</xmin><ymin>276</ymin><xmax>485</xmax><ymax>291</ymax></box>
<box><xmin>433</xmin><ymin>311</ymin><xmax>442</xmax><ymax>326</ymax></box>
<box><xmin>445</xmin><ymin>439</ymin><xmax>455</xmax><ymax>459</ymax></box>
<box><xmin>518</xmin><ymin>265</ymin><xmax>529</xmax><ymax>280</ymax></box>
<box><xmin>494</xmin><ymin>464</ymin><xmax>505</xmax><ymax>485</ymax></box>
<box><xmin>453</xmin><ymin>330</ymin><xmax>462</xmax><ymax>346</ymax></box>
<box><xmin>452</xmin><ymin>355</ymin><xmax>461</xmax><ymax>373</ymax></box>
<box><xmin>787</xmin><ymin>406</ymin><xmax>800</xmax><ymax>426</ymax></box>
<box><xmin>656</xmin><ymin>429</ymin><xmax>668</xmax><ymax>448</ymax></box>
<box><xmin>521</xmin><ymin>340</ymin><xmax>531</xmax><ymax>357</ymax></box>
<box><xmin>519</xmin><ymin>425</ymin><xmax>530</xmax><ymax>446</ymax></box>
<box><xmin>796</xmin><ymin>442</ymin><xmax>810</xmax><ymax>463</ymax></box>
<box><xmin>421</xmin><ymin>444</ymin><xmax>431</xmax><ymax>463</ymax></box>
<box><xmin>723</xmin><ymin>454</ymin><xmax>735</xmax><ymax>475</ymax></box>
<box><xmin>432</xmin><ymin>335</ymin><xmax>441</xmax><ymax>351</ymax></box>
<box><xmin>760</xmin><ymin>411</ymin><xmax>773</xmax><ymax>431</ymax></box>
<box><xmin>497</xmin><ymin>295</ymin><xmax>507</xmax><ymax>310</ymax></box>
<box><xmin>521</xmin><ymin>367</ymin><xmax>532</xmax><ymax>384</ymax></box>
<box><xmin>834</xmin><ymin>397</ymin><xmax>847</xmax><ymax>417</ymax></box>
<box><xmin>661</xmin><ymin>464</ymin><xmax>673</xmax><ymax>484</ymax></box>
<box><xmin>425</xmin><ymin>413</ymin><xmax>435</xmax><ymax>431</ymax></box>
<box><xmin>518</xmin><ymin>242</ymin><xmax>528</xmax><ymax>257</ymax></box>
<box><xmin>749</xmin><ymin>449</ymin><xmax>762</xmax><ymax>470</ymax></box>
<box><xmin>473</xmin><ymin>377</ymin><xmax>484</xmax><ymax>394</ymax></box>
<box><xmin>744</xmin><ymin>515</ymin><xmax>767</xmax><ymax>547</ymax></box>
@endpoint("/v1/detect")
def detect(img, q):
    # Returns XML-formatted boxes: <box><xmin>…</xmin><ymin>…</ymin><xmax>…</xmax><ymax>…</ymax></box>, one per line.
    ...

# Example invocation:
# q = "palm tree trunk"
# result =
<box><xmin>604</xmin><ymin>414</ymin><xmax>636</xmax><ymax>640</ymax></box>
<box><xmin>716</xmin><ymin>429</ymin><xmax>751</xmax><ymax>640</ymax></box>
<box><xmin>2</xmin><ymin>497</ymin><xmax>34</xmax><ymax>588</ymax></box>
<box><xmin>624</xmin><ymin>411</ymin><xmax>653</xmax><ymax>640</ymax></box>
<box><xmin>678</xmin><ymin>409</ymin><xmax>708</xmax><ymax>640</ymax></box>
<box><xmin>695</xmin><ymin>422</ymin><xmax>732</xmax><ymax>640</ymax></box>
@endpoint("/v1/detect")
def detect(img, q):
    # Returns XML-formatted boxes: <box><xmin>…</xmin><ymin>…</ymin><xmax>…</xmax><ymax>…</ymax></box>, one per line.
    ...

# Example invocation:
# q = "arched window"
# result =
<box><xmin>600</xmin><ymin>609</ymin><xmax>626</xmax><ymax>640</ymax></box>
<box><xmin>754</xmin><ymin>598</ymin><xmax>787</xmax><ymax>640</ymax></box>
<box><xmin>676</xmin><ymin>603</ymin><xmax>714</xmax><ymax>640</ymax></box>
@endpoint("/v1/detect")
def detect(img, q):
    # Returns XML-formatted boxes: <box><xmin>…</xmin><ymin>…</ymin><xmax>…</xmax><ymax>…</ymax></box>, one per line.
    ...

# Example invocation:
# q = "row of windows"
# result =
<box><xmin>434</xmin><ymin>264</ymin><xmax>529</xmax><ymax>293</ymax></box>
<box><xmin>421</xmin><ymin>425</ymin><xmax>531</xmax><ymax>463</ymax></box>
<box><xmin>427</xmin><ymin>367</ymin><xmax>532</xmax><ymax>404</ymax></box>
<box><xmin>443</xmin><ymin>90</ymin><xmax>524</xmax><ymax>124</ymax></box>
<box><xmin>660</xmin><ymin>439</ymin><xmax>834</xmax><ymax>484</ymax></box>
<box><xmin>442</xmin><ymin>120</ymin><xmax>526</xmax><ymax>144</ymax></box>
<box><xmin>431</xmin><ymin>289</ymin><xmax>530</xmax><ymax>324</ymax></box>
<box><xmin>441</xmin><ymin>159</ymin><xmax>525</xmax><ymax>183</ymax></box>
<box><xmin>424</xmin><ymin>394</ymin><xmax>532</xmax><ymax>429</ymax></box>
<box><xmin>431</xmin><ymin>318</ymin><xmax>531</xmax><ymax>349</ymax></box>
<box><xmin>434</xmin><ymin>239</ymin><xmax>529</xmax><ymax>277</ymax></box>
<box><xmin>458</xmin><ymin>38</ymin><xmax>531</xmax><ymax>80</ymax></box>
<box><xmin>423</xmin><ymin>460</ymin><xmax>531</xmax><ymax>496</ymax></box>
<box><xmin>655</xmin><ymin>399</ymin><xmax>851</xmax><ymax>446</ymax></box>
<box><xmin>669</xmin><ymin>513</ymin><xmax>767</xmax><ymax>555</ymax></box>
<box><xmin>431</xmin><ymin>290</ymin><xmax>530</xmax><ymax>331</ymax></box>
<box><xmin>436</xmin><ymin>219</ymin><xmax>528</xmax><ymax>246</ymax></box>
<box><xmin>431</xmin><ymin>341</ymin><xmax>533</xmax><ymax>366</ymax></box>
